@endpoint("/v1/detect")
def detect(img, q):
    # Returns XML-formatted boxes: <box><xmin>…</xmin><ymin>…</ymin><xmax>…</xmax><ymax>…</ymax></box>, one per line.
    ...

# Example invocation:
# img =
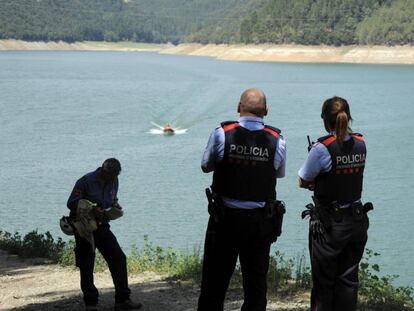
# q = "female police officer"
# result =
<box><xmin>298</xmin><ymin>96</ymin><xmax>370</xmax><ymax>311</ymax></box>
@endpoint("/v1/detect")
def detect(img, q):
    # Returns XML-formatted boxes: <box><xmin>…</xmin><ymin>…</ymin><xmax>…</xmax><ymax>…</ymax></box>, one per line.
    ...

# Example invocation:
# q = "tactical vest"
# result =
<box><xmin>211</xmin><ymin>121</ymin><xmax>280</xmax><ymax>201</ymax></box>
<box><xmin>314</xmin><ymin>133</ymin><xmax>367</xmax><ymax>204</ymax></box>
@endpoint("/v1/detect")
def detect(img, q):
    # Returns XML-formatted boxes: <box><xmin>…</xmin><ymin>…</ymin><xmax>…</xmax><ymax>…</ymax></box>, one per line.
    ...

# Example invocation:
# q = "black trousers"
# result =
<box><xmin>198</xmin><ymin>209</ymin><xmax>273</xmax><ymax>311</ymax></box>
<box><xmin>74</xmin><ymin>223</ymin><xmax>131</xmax><ymax>306</ymax></box>
<box><xmin>310</xmin><ymin>211</ymin><xmax>369</xmax><ymax>311</ymax></box>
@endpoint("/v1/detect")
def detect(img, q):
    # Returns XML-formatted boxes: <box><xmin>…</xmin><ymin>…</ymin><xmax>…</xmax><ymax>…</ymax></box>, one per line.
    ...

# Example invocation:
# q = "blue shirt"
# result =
<box><xmin>201</xmin><ymin>116</ymin><xmax>287</xmax><ymax>209</ymax></box>
<box><xmin>298</xmin><ymin>142</ymin><xmax>332</xmax><ymax>182</ymax></box>
<box><xmin>67</xmin><ymin>169</ymin><xmax>119</xmax><ymax>211</ymax></box>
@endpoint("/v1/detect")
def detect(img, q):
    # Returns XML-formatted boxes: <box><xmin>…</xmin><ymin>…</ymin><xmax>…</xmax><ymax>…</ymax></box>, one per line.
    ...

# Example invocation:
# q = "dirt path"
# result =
<box><xmin>0</xmin><ymin>250</ymin><xmax>308</xmax><ymax>311</ymax></box>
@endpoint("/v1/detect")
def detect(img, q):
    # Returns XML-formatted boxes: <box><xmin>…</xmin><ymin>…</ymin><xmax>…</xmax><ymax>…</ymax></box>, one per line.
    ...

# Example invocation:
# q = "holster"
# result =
<box><xmin>363</xmin><ymin>202</ymin><xmax>374</xmax><ymax>214</ymax></box>
<box><xmin>329</xmin><ymin>201</ymin><xmax>343</xmax><ymax>223</ymax></box>
<box><xmin>351</xmin><ymin>201</ymin><xmax>373</xmax><ymax>220</ymax></box>
<box><xmin>205</xmin><ymin>188</ymin><xmax>226</xmax><ymax>223</ymax></box>
<box><xmin>264</xmin><ymin>200</ymin><xmax>286</xmax><ymax>242</ymax></box>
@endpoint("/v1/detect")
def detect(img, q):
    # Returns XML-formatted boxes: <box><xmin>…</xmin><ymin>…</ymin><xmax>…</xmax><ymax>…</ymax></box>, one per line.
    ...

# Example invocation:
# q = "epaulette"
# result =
<box><xmin>317</xmin><ymin>134</ymin><xmax>336</xmax><ymax>146</ymax></box>
<box><xmin>264</xmin><ymin>125</ymin><xmax>281</xmax><ymax>134</ymax></box>
<box><xmin>263</xmin><ymin>125</ymin><xmax>281</xmax><ymax>138</ymax></box>
<box><xmin>220</xmin><ymin>120</ymin><xmax>238</xmax><ymax>127</ymax></box>
<box><xmin>220</xmin><ymin>120</ymin><xmax>239</xmax><ymax>132</ymax></box>
<box><xmin>351</xmin><ymin>133</ymin><xmax>365</xmax><ymax>141</ymax></box>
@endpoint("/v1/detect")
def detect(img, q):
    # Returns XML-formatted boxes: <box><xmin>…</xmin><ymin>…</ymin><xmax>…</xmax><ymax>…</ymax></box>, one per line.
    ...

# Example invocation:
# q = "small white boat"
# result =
<box><xmin>163</xmin><ymin>124</ymin><xmax>175</xmax><ymax>135</ymax></box>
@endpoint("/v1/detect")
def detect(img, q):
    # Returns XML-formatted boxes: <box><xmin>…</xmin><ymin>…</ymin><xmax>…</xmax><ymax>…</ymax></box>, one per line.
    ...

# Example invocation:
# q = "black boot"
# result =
<box><xmin>114</xmin><ymin>299</ymin><xmax>143</xmax><ymax>310</ymax></box>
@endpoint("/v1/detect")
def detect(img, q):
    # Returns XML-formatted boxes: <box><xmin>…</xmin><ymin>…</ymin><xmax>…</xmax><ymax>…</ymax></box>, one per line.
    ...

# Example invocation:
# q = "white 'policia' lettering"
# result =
<box><xmin>336</xmin><ymin>154</ymin><xmax>366</xmax><ymax>165</ymax></box>
<box><xmin>229</xmin><ymin>144</ymin><xmax>269</xmax><ymax>158</ymax></box>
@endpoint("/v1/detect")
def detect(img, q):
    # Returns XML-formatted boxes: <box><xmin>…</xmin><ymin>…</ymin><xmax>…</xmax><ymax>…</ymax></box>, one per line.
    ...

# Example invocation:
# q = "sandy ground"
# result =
<box><xmin>0</xmin><ymin>250</ymin><xmax>308</xmax><ymax>311</ymax></box>
<box><xmin>1</xmin><ymin>40</ymin><xmax>413</xmax><ymax>64</ymax></box>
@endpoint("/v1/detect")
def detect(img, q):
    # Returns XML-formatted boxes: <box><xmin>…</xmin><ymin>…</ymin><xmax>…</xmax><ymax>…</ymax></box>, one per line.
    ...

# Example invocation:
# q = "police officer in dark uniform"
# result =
<box><xmin>198</xmin><ymin>88</ymin><xmax>287</xmax><ymax>311</ymax></box>
<box><xmin>67</xmin><ymin>158</ymin><xmax>142</xmax><ymax>311</ymax></box>
<box><xmin>298</xmin><ymin>97</ymin><xmax>371</xmax><ymax>311</ymax></box>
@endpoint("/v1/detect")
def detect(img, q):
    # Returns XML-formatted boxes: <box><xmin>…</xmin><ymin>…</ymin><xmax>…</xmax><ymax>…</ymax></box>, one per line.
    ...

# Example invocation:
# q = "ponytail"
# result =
<box><xmin>321</xmin><ymin>96</ymin><xmax>352</xmax><ymax>145</ymax></box>
<box><xmin>335</xmin><ymin>111</ymin><xmax>348</xmax><ymax>145</ymax></box>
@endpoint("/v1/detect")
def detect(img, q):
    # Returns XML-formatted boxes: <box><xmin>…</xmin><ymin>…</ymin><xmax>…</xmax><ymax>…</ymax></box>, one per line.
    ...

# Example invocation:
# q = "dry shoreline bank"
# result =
<box><xmin>0</xmin><ymin>40</ymin><xmax>166</xmax><ymax>52</ymax></box>
<box><xmin>1</xmin><ymin>39</ymin><xmax>414</xmax><ymax>64</ymax></box>
<box><xmin>163</xmin><ymin>43</ymin><xmax>414</xmax><ymax>64</ymax></box>
<box><xmin>0</xmin><ymin>250</ymin><xmax>308</xmax><ymax>311</ymax></box>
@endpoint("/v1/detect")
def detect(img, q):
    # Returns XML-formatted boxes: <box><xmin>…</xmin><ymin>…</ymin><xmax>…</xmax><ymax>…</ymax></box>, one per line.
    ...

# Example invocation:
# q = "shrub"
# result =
<box><xmin>170</xmin><ymin>246</ymin><xmax>202</xmax><ymax>282</ymax></box>
<box><xmin>0</xmin><ymin>231</ymin><xmax>22</xmax><ymax>254</ymax></box>
<box><xmin>57</xmin><ymin>240</ymin><xmax>76</xmax><ymax>267</ymax></box>
<box><xmin>359</xmin><ymin>249</ymin><xmax>414</xmax><ymax>310</ymax></box>
<box><xmin>0</xmin><ymin>230</ymin><xmax>65</xmax><ymax>262</ymax></box>
<box><xmin>20</xmin><ymin>231</ymin><xmax>66</xmax><ymax>261</ymax></box>
<box><xmin>267</xmin><ymin>250</ymin><xmax>311</xmax><ymax>296</ymax></box>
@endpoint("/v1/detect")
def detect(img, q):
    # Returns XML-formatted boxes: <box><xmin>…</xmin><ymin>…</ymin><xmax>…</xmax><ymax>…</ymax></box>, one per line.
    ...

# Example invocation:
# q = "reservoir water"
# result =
<box><xmin>0</xmin><ymin>51</ymin><xmax>413</xmax><ymax>286</ymax></box>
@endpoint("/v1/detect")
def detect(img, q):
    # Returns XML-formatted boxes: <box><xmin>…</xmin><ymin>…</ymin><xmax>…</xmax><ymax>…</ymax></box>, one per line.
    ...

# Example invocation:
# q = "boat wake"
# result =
<box><xmin>149</xmin><ymin>122</ymin><xmax>188</xmax><ymax>135</ymax></box>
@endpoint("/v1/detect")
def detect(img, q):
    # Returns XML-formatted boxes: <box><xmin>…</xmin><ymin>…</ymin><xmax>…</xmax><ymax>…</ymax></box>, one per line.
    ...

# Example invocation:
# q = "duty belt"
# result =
<box><xmin>327</xmin><ymin>201</ymin><xmax>373</xmax><ymax>213</ymax></box>
<box><xmin>227</xmin><ymin>207</ymin><xmax>264</xmax><ymax>215</ymax></box>
<box><xmin>325</xmin><ymin>200</ymin><xmax>373</xmax><ymax>222</ymax></box>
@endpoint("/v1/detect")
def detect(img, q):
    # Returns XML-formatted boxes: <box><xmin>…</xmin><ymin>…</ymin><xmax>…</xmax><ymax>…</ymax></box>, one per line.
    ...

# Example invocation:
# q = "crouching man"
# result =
<box><xmin>66</xmin><ymin>158</ymin><xmax>142</xmax><ymax>311</ymax></box>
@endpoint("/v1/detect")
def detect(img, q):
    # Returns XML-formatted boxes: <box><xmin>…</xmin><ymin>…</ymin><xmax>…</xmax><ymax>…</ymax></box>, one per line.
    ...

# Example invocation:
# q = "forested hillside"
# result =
<box><xmin>0</xmin><ymin>0</ymin><xmax>182</xmax><ymax>43</ymax></box>
<box><xmin>0</xmin><ymin>0</ymin><xmax>412</xmax><ymax>45</ymax></box>
<box><xmin>238</xmin><ymin>0</ymin><xmax>414</xmax><ymax>45</ymax></box>
<box><xmin>0</xmin><ymin>0</ymin><xmax>263</xmax><ymax>44</ymax></box>
<box><xmin>356</xmin><ymin>0</ymin><xmax>414</xmax><ymax>45</ymax></box>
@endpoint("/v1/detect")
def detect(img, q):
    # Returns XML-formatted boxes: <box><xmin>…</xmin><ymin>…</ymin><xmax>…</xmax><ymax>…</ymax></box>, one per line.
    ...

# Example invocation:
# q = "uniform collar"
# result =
<box><xmin>238</xmin><ymin>116</ymin><xmax>264</xmax><ymax>124</ymax></box>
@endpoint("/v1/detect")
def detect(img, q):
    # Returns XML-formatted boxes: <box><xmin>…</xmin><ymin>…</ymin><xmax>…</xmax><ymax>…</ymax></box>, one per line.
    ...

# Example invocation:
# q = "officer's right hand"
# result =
<box><xmin>298</xmin><ymin>177</ymin><xmax>314</xmax><ymax>190</ymax></box>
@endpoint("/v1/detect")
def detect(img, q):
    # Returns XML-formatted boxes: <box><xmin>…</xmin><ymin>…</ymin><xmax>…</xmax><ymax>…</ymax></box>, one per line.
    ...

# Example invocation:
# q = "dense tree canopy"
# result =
<box><xmin>356</xmin><ymin>0</ymin><xmax>414</xmax><ymax>45</ymax></box>
<box><xmin>238</xmin><ymin>0</ymin><xmax>414</xmax><ymax>45</ymax></box>
<box><xmin>0</xmin><ymin>0</ymin><xmax>412</xmax><ymax>45</ymax></box>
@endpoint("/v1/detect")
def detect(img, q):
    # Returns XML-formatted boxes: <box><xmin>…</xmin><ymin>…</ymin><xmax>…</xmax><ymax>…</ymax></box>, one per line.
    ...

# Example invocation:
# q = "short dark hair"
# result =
<box><xmin>102</xmin><ymin>158</ymin><xmax>121</xmax><ymax>176</ymax></box>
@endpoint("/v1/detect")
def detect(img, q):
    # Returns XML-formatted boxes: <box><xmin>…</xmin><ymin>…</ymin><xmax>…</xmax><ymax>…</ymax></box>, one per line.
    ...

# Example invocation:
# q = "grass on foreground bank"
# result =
<box><xmin>0</xmin><ymin>230</ymin><xmax>413</xmax><ymax>311</ymax></box>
